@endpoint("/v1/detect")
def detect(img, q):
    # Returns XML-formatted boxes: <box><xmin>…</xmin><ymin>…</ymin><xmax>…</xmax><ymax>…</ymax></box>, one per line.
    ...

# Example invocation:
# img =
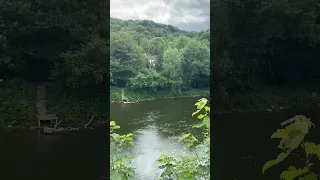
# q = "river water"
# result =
<box><xmin>1</xmin><ymin>97</ymin><xmax>320</xmax><ymax>180</ymax></box>
<box><xmin>0</xmin><ymin>127</ymin><xmax>108</xmax><ymax>180</ymax></box>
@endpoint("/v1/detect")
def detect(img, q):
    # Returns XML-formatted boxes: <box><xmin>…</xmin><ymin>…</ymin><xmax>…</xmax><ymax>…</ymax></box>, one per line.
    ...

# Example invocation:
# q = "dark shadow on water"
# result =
<box><xmin>0</xmin><ymin>129</ymin><xmax>108</xmax><ymax>180</ymax></box>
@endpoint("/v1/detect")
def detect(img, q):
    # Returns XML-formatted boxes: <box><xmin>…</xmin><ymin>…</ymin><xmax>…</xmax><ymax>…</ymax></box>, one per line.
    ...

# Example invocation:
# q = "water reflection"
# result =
<box><xmin>132</xmin><ymin>126</ymin><xmax>186</xmax><ymax>180</ymax></box>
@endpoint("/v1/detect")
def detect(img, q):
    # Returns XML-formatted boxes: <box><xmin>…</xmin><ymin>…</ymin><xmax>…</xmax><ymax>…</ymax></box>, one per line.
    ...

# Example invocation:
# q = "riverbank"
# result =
<box><xmin>2</xmin><ymin>83</ymin><xmax>320</xmax><ymax>128</ymax></box>
<box><xmin>0</xmin><ymin>121</ymin><xmax>108</xmax><ymax>132</ymax></box>
<box><xmin>212</xmin><ymin>87</ymin><xmax>320</xmax><ymax>113</ymax></box>
<box><xmin>110</xmin><ymin>87</ymin><xmax>210</xmax><ymax>102</ymax></box>
<box><xmin>0</xmin><ymin>80</ymin><xmax>108</xmax><ymax>128</ymax></box>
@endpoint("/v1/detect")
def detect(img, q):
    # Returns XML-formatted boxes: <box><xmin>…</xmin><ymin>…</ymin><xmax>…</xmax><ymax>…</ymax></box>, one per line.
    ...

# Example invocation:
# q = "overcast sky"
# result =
<box><xmin>110</xmin><ymin>0</ymin><xmax>210</xmax><ymax>32</ymax></box>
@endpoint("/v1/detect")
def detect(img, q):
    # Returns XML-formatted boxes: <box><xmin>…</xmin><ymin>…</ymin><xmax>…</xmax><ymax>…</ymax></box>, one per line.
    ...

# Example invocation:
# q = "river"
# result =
<box><xmin>0</xmin><ymin>127</ymin><xmax>108</xmax><ymax>180</ymax></box>
<box><xmin>1</xmin><ymin>97</ymin><xmax>319</xmax><ymax>180</ymax></box>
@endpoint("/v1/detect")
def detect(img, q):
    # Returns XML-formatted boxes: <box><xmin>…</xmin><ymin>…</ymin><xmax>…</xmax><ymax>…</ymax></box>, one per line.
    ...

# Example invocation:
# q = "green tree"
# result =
<box><xmin>110</xmin><ymin>32</ymin><xmax>148</xmax><ymax>87</ymax></box>
<box><xmin>60</xmin><ymin>34</ymin><xmax>108</xmax><ymax>88</ymax></box>
<box><xmin>148</xmin><ymin>37</ymin><xmax>166</xmax><ymax>70</ymax></box>
<box><xmin>171</xmin><ymin>36</ymin><xmax>193</xmax><ymax>50</ymax></box>
<box><xmin>181</xmin><ymin>40</ymin><xmax>210</xmax><ymax>88</ymax></box>
<box><xmin>128</xmin><ymin>69</ymin><xmax>166</xmax><ymax>92</ymax></box>
<box><xmin>162</xmin><ymin>48</ymin><xmax>183</xmax><ymax>93</ymax></box>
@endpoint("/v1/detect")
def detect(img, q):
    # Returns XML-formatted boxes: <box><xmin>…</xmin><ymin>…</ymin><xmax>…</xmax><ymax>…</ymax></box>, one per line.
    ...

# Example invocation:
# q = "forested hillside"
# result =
<box><xmin>110</xmin><ymin>18</ymin><xmax>210</xmax><ymax>100</ymax></box>
<box><xmin>212</xmin><ymin>0</ymin><xmax>320</xmax><ymax>110</ymax></box>
<box><xmin>0</xmin><ymin>0</ymin><xmax>108</xmax><ymax>127</ymax></box>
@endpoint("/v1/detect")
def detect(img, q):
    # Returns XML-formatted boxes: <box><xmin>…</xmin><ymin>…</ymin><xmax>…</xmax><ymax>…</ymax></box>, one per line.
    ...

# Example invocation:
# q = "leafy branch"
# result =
<box><xmin>110</xmin><ymin>121</ymin><xmax>135</xmax><ymax>180</ymax></box>
<box><xmin>262</xmin><ymin>115</ymin><xmax>320</xmax><ymax>180</ymax></box>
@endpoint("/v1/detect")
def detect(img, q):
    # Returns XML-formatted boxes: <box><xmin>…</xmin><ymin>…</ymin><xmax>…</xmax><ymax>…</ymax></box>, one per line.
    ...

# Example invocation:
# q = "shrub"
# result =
<box><xmin>110</xmin><ymin>121</ymin><xmax>135</xmax><ymax>180</ymax></box>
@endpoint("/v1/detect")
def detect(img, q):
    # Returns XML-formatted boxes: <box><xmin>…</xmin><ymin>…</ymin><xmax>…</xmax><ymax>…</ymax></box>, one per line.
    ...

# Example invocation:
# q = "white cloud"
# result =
<box><xmin>110</xmin><ymin>0</ymin><xmax>210</xmax><ymax>31</ymax></box>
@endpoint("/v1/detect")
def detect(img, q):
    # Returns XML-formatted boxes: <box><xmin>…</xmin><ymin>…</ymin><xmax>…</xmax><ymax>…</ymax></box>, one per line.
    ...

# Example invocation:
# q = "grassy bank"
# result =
<box><xmin>212</xmin><ymin>87</ymin><xmax>320</xmax><ymax>112</ymax></box>
<box><xmin>110</xmin><ymin>87</ymin><xmax>210</xmax><ymax>102</ymax></box>
<box><xmin>0</xmin><ymin>80</ymin><xmax>37</xmax><ymax>127</ymax></box>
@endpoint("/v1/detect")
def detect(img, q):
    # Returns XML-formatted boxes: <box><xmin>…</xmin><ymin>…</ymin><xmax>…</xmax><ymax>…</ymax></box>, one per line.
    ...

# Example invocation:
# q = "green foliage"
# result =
<box><xmin>110</xmin><ymin>31</ymin><xmax>148</xmax><ymax>86</ymax></box>
<box><xmin>60</xmin><ymin>34</ymin><xmax>108</xmax><ymax>88</ymax></box>
<box><xmin>162</xmin><ymin>48</ymin><xmax>183</xmax><ymax>93</ymax></box>
<box><xmin>170</xmin><ymin>36</ymin><xmax>193</xmax><ymax>50</ymax></box>
<box><xmin>157</xmin><ymin>98</ymin><xmax>210</xmax><ymax>179</ymax></box>
<box><xmin>181</xmin><ymin>40</ymin><xmax>210</xmax><ymax>88</ymax></box>
<box><xmin>110</xmin><ymin>18</ymin><xmax>210</xmax><ymax>91</ymax></box>
<box><xmin>0</xmin><ymin>0</ymin><xmax>108</xmax><ymax>126</ymax></box>
<box><xmin>0</xmin><ymin>0</ymin><xmax>108</xmax><ymax>83</ymax></box>
<box><xmin>262</xmin><ymin>115</ymin><xmax>320</xmax><ymax>180</ymax></box>
<box><xmin>148</xmin><ymin>37</ymin><xmax>166</xmax><ymax>70</ymax></box>
<box><xmin>52</xmin><ymin>93</ymin><xmax>107</xmax><ymax>126</ymax></box>
<box><xmin>0</xmin><ymin>80</ymin><xmax>36</xmax><ymax>126</ymax></box>
<box><xmin>110</xmin><ymin>121</ymin><xmax>135</xmax><ymax>180</ymax></box>
<box><xmin>110</xmin><ymin>86</ymin><xmax>209</xmax><ymax>102</ymax></box>
<box><xmin>128</xmin><ymin>69</ymin><xmax>167</xmax><ymax>92</ymax></box>
<box><xmin>212</xmin><ymin>0</ymin><xmax>320</xmax><ymax>106</ymax></box>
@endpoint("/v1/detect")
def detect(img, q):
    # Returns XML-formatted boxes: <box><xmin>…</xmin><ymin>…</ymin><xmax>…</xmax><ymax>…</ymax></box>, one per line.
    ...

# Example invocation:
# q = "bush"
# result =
<box><xmin>110</xmin><ymin>121</ymin><xmax>135</xmax><ymax>180</ymax></box>
<box><xmin>0</xmin><ymin>81</ymin><xmax>36</xmax><ymax>126</ymax></box>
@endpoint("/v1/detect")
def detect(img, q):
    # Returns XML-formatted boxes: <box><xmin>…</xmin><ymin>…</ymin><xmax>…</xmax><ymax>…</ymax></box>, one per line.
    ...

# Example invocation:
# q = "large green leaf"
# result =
<box><xmin>192</xmin><ymin>110</ymin><xmax>200</xmax><ymax>117</ymax></box>
<box><xmin>280</xmin><ymin>166</ymin><xmax>308</xmax><ymax>180</ymax></box>
<box><xmin>110</xmin><ymin>121</ymin><xmax>116</xmax><ymax>126</ymax></box>
<box><xmin>300</xmin><ymin>174</ymin><xmax>318</xmax><ymax>180</ymax></box>
<box><xmin>284</xmin><ymin>132</ymin><xmax>305</xmax><ymax>150</ymax></box>
<box><xmin>305</xmin><ymin>142</ymin><xmax>317</xmax><ymax>156</ymax></box>
<box><xmin>195</xmin><ymin>98</ymin><xmax>208</xmax><ymax>110</ymax></box>
<box><xmin>304</xmin><ymin>142</ymin><xmax>320</xmax><ymax>160</ymax></box>
<box><xmin>204</xmin><ymin>106</ymin><xmax>210</xmax><ymax>112</ymax></box>
<box><xmin>284</xmin><ymin>116</ymin><xmax>312</xmax><ymax>134</ymax></box>
<box><xmin>197</xmin><ymin>114</ymin><xmax>206</xmax><ymax>120</ymax></box>
<box><xmin>178</xmin><ymin>133</ymin><xmax>191</xmax><ymax>142</ymax></box>
<box><xmin>262</xmin><ymin>152</ymin><xmax>290</xmax><ymax>174</ymax></box>
<box><xmin>271</xmin><ymin>129</ymin><xmax>288</xmax><ymax>139</ymax></box>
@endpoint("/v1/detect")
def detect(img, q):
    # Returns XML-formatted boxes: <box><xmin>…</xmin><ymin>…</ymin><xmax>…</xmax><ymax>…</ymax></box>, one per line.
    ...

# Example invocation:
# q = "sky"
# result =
<box><xmin>110</xmin><ymin>0</ymin><xmax>210</xmax><ymax>32</ymax></box>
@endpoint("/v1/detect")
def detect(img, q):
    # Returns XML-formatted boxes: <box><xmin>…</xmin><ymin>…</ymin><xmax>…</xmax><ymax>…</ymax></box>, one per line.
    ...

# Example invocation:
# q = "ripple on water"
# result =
<box><xmin>130</xmin><ymin>110</ymin><xmax>161</xmax><ymax>126</ymax></box>
<box><xmin>131</xmin><ymin>127</ymin><xmax>187</xmax><ymax>180</ymax></box>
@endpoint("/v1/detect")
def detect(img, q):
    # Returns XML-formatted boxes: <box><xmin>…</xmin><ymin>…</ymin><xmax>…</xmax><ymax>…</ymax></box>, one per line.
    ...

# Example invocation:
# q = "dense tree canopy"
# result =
<box><xmin>212</xmin><ymin>0</ymin><xmax>320</xmax><ymax>94</ymax></box>
<box><xmin>110</xmin><ymin>18</ymin><xmax>210</xmax><ymax>92</ymax></box>
<box><xmin>0</xmin><ymin>0</ymin><xmax>108</xmax><ymax>88</ymax></box>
